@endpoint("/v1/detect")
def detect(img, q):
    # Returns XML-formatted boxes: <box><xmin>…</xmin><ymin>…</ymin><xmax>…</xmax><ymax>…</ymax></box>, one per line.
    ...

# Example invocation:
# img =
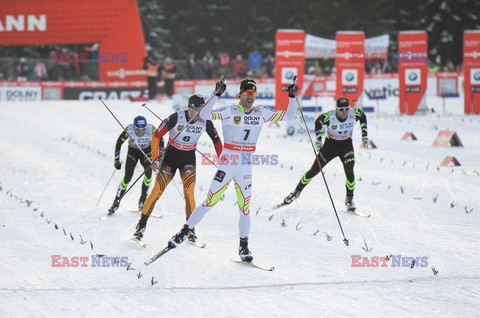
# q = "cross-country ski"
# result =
<box><xmin>2</xmin><ymin>4</ymin><xmax>479</xmax><ymax>315</ymax></box>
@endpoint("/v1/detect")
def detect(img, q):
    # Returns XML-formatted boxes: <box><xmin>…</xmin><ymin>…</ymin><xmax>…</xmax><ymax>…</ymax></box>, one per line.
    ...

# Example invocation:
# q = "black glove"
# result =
<box><xmin>214</xmin><ymin>80</ymin><xmax>226</xmax><ymax>97</ymax></box>
<box><xmin>114</xmin><ymin>159</ymin><xmax>121</xmax><ymax>170</ymax></box>
<box><xmin>287</xmin><ymin>83</ymin><xmax>299</xmax><ymax>97</ymax></box>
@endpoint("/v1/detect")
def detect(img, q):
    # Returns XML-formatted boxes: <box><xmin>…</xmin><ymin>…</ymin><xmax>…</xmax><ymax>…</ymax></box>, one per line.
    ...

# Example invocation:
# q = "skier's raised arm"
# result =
<box><xmin>263</xmin><ymin>82</ymin><xmax>300</xmax><ymax>122</ymax></box>
<box><xmin>199</xmin><ymin>80</ymin><xmax>227</xmax><ymax>120</ymax></box>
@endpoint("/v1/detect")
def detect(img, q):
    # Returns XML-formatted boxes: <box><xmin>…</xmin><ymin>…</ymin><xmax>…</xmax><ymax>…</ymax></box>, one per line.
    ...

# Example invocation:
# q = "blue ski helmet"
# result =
<box><xmin>134</xmin><ymin>116</ymin><xmax>147</xmax><ymax>129</ymax></box>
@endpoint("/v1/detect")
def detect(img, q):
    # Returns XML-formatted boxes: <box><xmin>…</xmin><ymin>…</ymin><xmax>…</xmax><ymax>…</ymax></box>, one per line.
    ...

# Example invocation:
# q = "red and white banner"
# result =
<box><xmin>305</xmin><ymin>33</ymin><xmax>389</xmax><ymax>59</ymax></box>
<box><xmin>275</xmin><ymin>29</ymin><xmax>305</xmax><ymax>110</ymax></box>
<box><xmin>398</xmin><ymin>31</ymin><xmax>428</xmax><ymax>115</ymax></box>
<box><xmin>0</xmin><ymin>0</ymin><xmax>146</xmax><ymax>82</ymax></box>
<box><xmin>335</xmin><ymin>31</ymin><xmax>365</xmax><ymax>104</ymax></box>
<box><xmin>464</xmin><ymin>30</ymin><xmax>480</xmax><ymax>114</ymax></box>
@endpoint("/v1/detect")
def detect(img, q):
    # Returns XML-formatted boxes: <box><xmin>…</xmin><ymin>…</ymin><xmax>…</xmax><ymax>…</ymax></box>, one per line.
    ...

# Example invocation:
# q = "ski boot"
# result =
<box><xmin>345</xmin><ymin>196</ymin><xmax>356</xmax><ymax>212</ymax></box>
<box><xmin>239</xmin><ymin>237</ymin><xmax>253</xmax><ymax>262</ymax></box>
<box><xmin>283</xmin><ymin>190</ymin><xmax>301</xmax><ymax>205</ymax></box>
<box><xmin>168</xmin><ymin>224</ymin><xmax>190</xmax><ymax>248</ymax></box>
<box><xmin>107</xmin><ymin>198</ymin><xmax>121</xmax><ymax>215</ymax></box>
<box><xmin>138</xmin><ymin>194</ymin><xmax>147</xmax><ymax>211</ymax></box>
<box><xmin>133</xmin><ymin>215</ymin><xmax>148</xmax><ymax>240</ymax></box>
<box><xmin>187</xmin><ymin>227</ymin><xmax>197</xmax><ymax>243</ymax></box>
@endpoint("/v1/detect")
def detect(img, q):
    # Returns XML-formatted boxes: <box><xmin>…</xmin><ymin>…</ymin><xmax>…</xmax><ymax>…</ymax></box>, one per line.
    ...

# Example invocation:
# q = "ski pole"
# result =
<box><xmin>96</xmin><ymin>168</ymin><xmax>117</xmax><ymax>207</ymax></box>
<box><xmin>141</xmin><ymin>102</ymin><xmax>218</xmax><ymax>168</ymax></box>
<box><xmin>99</xmin><ymin>97</ymin><xmax>153</xmax><ymax>163</ymax></box>
<box><xmin>291</xmin><ymin>75</ymin><xmax>349</xmax><ymax>246</ymax></box>
<box><xmin>116</xmin><ymin>79</ymin><xmax>225</xmax><ymax>201</ymax></box>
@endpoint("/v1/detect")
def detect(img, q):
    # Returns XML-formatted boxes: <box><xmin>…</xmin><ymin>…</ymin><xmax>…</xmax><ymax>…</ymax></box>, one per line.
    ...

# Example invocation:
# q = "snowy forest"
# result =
<box><xmin>139</xmin><ymin>0</ymin><xmax>480</xmax><ymax>67</ymax></box>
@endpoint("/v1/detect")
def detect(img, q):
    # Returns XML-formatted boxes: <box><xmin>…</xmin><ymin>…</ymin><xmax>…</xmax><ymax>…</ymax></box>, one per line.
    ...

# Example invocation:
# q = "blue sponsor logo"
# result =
<box><xmin>284</xmin><ymin>71</ymin><xmax>295</xmax><ymax>81</ymax></box>
<box><xmin>408</xmin><ymin>72</ymin><xmax>418</xmax><ymax>81</ymax></box>
<box><xmin>345</xmin><ymin>72</ymin><xmax>355</xmax><ymax>82</ymax></box>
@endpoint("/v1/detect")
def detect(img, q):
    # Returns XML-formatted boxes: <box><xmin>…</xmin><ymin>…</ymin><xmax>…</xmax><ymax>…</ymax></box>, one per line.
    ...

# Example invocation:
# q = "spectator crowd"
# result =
<box><xmin>0</xmin><ymin>45</ymin><xmax>463</xmax><ymax>82</ymax></box>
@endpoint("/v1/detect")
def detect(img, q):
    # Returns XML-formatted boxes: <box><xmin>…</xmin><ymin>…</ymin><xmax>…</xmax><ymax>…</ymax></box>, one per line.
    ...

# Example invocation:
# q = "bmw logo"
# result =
<box><xmin>285</xmin><ymin>71</ymin><xmax>294</xmax><ymax>80</ymax></box>
<box><xmin>345</xmin><ymin>72</ymin><xmax>354</xmax><ymax>81</ymax></box>
<box><xmin>474</xmin><ymin>72</ymin><xmax>480</xmax><ymax>81</ymax></box>
<box><xmin>408</xmin><ymin>72</ymin><xmax>418</xmax><ymax>81</ymax></box>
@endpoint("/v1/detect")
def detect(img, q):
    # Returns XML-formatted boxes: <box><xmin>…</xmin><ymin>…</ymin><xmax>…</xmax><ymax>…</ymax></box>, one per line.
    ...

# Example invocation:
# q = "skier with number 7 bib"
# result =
<box><xmin>167</xmin><ymin>78</ymin><xmax>300</xmax><ymax>262</ymax></box>
<box><xmin>282</xmin><ymin>97</ymin><xmax>368</xmax><ymax>212</ymax></box>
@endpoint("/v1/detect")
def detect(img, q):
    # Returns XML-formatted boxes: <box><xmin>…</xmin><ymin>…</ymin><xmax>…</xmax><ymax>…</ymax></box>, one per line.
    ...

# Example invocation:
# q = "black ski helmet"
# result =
<box><xmin>336</xmin><ymin>97</ymin><xmax>349</xmax><ymax>108</ymax></box>
<box><xmin>239</xmin><ymin>79</ymin><xmax>257</xmax><ymax>94</ymax></box>
<box><xmin>188</xmin><ymin>94</ymin><xmax>205</xmax><ymax>108</ymax></box>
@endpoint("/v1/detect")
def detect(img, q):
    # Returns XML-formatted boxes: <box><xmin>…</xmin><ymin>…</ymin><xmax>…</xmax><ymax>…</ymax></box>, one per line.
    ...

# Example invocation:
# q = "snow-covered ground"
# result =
<box><xmin>0</xmin><ymin>98</ymin><xmax>479</xmax><ymax>317</ymax></box>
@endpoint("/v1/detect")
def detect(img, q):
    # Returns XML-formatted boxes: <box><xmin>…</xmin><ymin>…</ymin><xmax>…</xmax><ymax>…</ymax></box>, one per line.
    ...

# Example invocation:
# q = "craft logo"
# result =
<box><xmin>331</xmin><ymin>125</ymin><xmax>338</xmax><ymax>130</ymax></box>
<box><xmin>351</xmin><ymin>254</ymin><xmax>428</xmax><ymax>268</ymax></box>
<box><xmin>51</xmin><ymin>255</ymin><xmax>129</xmax><ymax>267</ymax></box>
<box><xmin>233</xmin><ymin>116</ymin><xmax>242</xmax><ymax>125</ymax></box>
<box><xmin>177</xmin><ymin>125</ymin><xmax>184</xmax><ymax>132</ymax></box>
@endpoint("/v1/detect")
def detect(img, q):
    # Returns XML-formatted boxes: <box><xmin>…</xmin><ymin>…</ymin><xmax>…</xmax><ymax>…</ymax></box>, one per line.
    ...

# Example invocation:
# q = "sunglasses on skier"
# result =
<box><xmin>242</xmin><ymin>90</ymin><xmax>257</xmax><ymax>97</ymax></box>
<box><xmin>337</xmin><ymin>107</ymin><xmax>349</xmax><ymax>112</ymax></box>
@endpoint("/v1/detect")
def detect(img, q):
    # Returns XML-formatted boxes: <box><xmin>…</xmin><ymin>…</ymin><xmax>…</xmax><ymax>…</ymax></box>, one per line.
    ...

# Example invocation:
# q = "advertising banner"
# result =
<box><xmin>275</xmin><ymin>29</ymin><xmax>305</xmax><ymax>110</ymax></box>
<box><xmin>335</xmin><ymin>31</ymin><xmax>365</xmax><ymax>104</ymax></box>
<box><xmin>0</xmin><ymin>0</ymin><xmax>146</xmax><ymax>82</ymax></box>
<box><xmin>398</xmin><ymin>31</ymin><xmax>428</xmax><ymax>115</ymax></box>
<box><xmin>464</xmin><ymin>30</ymin><xmax>480</xmax><ymax>114</ymax></box>
<box><xmin>0</xmin><ymin>86</ymin><xmax>41</xmax><ymax>101</ymax></box>
<box><xmin>305</xmin><ymin>34</ymin><xmax>389</xmax><ymax>59</ymax></box>
<box><xmin>63</xmin><ymin>87</ymin><xmax>148</xmax><ymax>100</ymax></box>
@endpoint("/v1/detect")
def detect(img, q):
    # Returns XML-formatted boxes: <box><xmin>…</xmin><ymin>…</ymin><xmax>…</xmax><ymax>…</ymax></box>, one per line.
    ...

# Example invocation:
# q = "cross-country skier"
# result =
<box><xmin>166</xmin><ymin>78</ymin><xmax>300</xmax><ymax>262</ymax></box>
<box><xmin>108</xmin><ymin>116</ymin><xmax>163</xmax><ymax>214</ymax></box>
<box><xmin>282</xmin><ymin>97</ymin><xmax>368</xmax><ymax>211</ymax></box>
<box><xmin>133</xmin><ymin>95</ymin><xmax>223</xmax><ymax>242</ymax></box>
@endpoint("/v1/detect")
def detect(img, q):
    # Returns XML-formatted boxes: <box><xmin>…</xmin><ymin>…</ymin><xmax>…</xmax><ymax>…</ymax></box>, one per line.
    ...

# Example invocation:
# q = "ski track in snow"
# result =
<box><xmin>0</xmin><ymin>100</ymin><xmax>479</xmax><ymax>317</ymax></box>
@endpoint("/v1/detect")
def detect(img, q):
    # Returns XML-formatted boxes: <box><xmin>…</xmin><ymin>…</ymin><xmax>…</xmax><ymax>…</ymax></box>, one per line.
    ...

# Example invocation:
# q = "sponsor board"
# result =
<box><xmin>0</xmin><ymin>86</ymin><xmax>41</xmax><ymax>101</ymax></box>
<box><xmin>63</xmin><ymin>87</ymin><xmax>148</xmax><ymax>100</ymax></box>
